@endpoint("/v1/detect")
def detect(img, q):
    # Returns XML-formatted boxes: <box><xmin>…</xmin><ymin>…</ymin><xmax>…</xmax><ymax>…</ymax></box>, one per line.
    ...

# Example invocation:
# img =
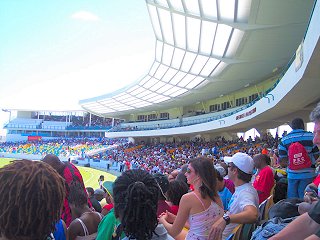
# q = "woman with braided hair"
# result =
<box><xmin>159</xmin><ymin>157</ymin><xmax>224</xmax><ymax>240</ymax></box>
<box><xmin>0</xmin><ymin>159</ymin><xmax>66</xmax><ymax>240</ymax></box>
<box><xmin>113</xmin><ymin>169</ymin><xmax>173</xmax><ymax>240</ymax></box>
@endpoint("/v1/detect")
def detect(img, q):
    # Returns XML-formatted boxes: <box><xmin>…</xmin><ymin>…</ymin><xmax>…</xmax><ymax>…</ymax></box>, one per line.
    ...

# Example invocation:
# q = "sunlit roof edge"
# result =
<box><xmin>79</xmin><ymin>63</ymin><xmax>155</xmax><ymax>105</ymax></box>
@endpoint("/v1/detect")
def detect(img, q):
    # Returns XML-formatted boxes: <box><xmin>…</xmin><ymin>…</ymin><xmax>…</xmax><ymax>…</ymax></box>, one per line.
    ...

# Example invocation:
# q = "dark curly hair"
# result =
<box><xmin>166</xmin><ymin>180</ymin><xmax>189</xmax><ymax>206</ymax></box>
<box><xmin>0</xmin><ymin>160</ymin><xmax>65</xmax><ymax>240</ymax></box>
<box><xmin>113</xmin><ymin>169</ymin><xmax>159</xmax><ymax>240</ymax></box>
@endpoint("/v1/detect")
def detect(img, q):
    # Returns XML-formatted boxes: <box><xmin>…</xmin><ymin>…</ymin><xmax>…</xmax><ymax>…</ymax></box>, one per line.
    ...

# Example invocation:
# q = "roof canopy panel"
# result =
<box><xmin>80</xmin><ymin>0</ymin><xmax>249</xmax><ymax>115</ymax></box>
<box><xmin>80</xmin><ymin>0</ymin><xmax>314</xmax><ymax>117</ymax></box>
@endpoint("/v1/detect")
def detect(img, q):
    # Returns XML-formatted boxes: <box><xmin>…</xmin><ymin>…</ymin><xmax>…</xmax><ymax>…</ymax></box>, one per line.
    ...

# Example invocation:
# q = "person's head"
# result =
<box><xmin>86</xmin><ymin>187</ymin><xmax>94</xmax><ymax>197</ymax></box>
<box><xmin>170</xmin><ymin>170</ymin><xmax>179</xmax><ymax>179</ymax></box>
<box><xmin>291</xmin><ymin>118</ymin><xmax>305</xmax><ymax>130</ymax></box>
<box><xmin>180</xmin><ymin>164</ymin><xmax>188</xmax><ymax>174</ymax></box>
<box><xmin>219</xmin><ymin>162</ymin><xmax>228</xmax><ymax>176</ymax></box>
<box><xmin>185</xmin><ymin>157</ymin><xmax>218</xmax><ymax>200</ymax></box>
<box><xmin>168</xmin><ymin>174</ymin><xmax>175</xmax><ymax>182</ymax></box>
<box><xmin>310</xmin><ymin>102</ymin><xmax>320</xmax><ymax>148</ymax></box>
<box><xmin>253</xmin><ymin>154</ymin><xmax>270</xmax><ymax>169</ymax></box>
<box><xmin>166</xmin><ymin>180</ymin><xmax>189</xmax><ymax>206</ymax></box>
<box><xmin>175</xmin><ymin>172</ymin><xmax>187</xmax><ymax>184</ymax></box>
<box><xmin>0</xmin><ymin>160</ymin><xmax>65</xmax><ymax>240</ymax></box>
<box><xmin>153</xmin><ymin>173</ymin><xmax>169</xmax><ymax>200</ymax></box>
<box><xmin>42</xmin><ymin>154</ymin><xmax>65</xmax><ymax>175</ymax></box>
<box><xmin>99</xmin><ymin>175</ymin><xmax>104</xmax><ymax>181</ymax></box>
<box><xmin>215</xmin><ymin>168</ymin><xmax>225</xmax><ymax>191</ymax></box>
<box><xmin>175</xmin><ymin>165</ymin><xmax>188</xmax><ymax>184</ymax></box>
<box><xmin>279</xmin><ymin>157</ymin><xmax>288</xmax><ymax>168</ymax></box>
<box><xmin>113</xmin><ymin>169</ymin><xmax>159</xmax><ymax>240</ymax></box>
<box><xmin>69</xmin><ymin>181</ymin><xmax>89</xmax><ymax>217</ymax></box>
<box><xmin>94</xmin><ymin>189</ymin><xmax>106</xmax><ymax>201</ymax></box>
<box><xmin>224</xmin><ymin>152</ymin><xmax>254</xmax><ymax>184</ymax></box>
<box><xmin>215</xmin><ymin>165</ymin><xmax>226</xmax><ymax>178</ymax></box>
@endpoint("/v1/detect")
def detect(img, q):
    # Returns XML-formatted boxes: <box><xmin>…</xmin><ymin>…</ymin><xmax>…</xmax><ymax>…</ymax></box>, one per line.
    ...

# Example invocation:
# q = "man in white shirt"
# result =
<box><xmin>209</xmin><ymin>152</ymin><xmax>259</xmax><ymax>240</ymax></box>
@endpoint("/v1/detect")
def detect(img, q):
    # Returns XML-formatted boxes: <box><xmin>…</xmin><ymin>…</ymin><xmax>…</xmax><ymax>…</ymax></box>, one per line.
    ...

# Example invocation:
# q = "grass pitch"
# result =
<box><xmin>0</xmin><ymin>157</ymin><xmax>116</xmax><ymax>189</ymax></box>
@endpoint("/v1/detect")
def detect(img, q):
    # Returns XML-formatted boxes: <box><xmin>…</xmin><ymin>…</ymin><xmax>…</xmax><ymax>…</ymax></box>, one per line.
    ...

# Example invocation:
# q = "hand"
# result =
<box><xmin>158</xmin><ymin>212</ymin><xmax>168</xmax><ymax>225</ymax></box>
<box><xmin>165</xmin><ymin>211</ymin><xmax>176</xmax><ymax>224</ymax></box>
<box><xmin>209</xmin><ymin>217</ymin><xmax>226</xmax><ymax>240</ymax></box>
<box><xmin>304</xmin><ymin>192</ymin><xmax>318</xmax><ymax>203</ymax></box>
<box><xmin>158</xmin><ymin>210</ymin><xmax>176</xmax><ymax>224</ymax></box>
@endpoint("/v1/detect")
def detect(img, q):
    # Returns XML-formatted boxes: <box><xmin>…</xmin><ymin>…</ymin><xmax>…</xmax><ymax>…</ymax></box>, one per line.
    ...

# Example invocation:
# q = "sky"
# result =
<box><xmin>0</xmin><ymin>0</ymin><xmax>155</xmax><ymax>131</ymax></box>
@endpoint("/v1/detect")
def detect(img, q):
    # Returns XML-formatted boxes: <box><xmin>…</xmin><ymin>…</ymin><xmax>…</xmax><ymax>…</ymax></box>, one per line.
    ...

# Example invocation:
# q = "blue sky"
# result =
<box><xmin>0</xmin><ymin>0</ymin><xmax>154</xmax><ymax>109</ymax></box>
<box><xmin>0</xmin><ymin>0</ymin><xmax>154</xmax><ymax>129</ymax></box>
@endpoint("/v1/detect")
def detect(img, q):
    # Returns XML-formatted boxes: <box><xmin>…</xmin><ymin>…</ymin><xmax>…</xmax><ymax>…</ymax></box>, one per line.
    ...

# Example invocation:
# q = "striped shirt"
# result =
<box><xmin>278</xmin><ymin>129</ymin><xmax>319</xmax><ymax>179</ymax></box>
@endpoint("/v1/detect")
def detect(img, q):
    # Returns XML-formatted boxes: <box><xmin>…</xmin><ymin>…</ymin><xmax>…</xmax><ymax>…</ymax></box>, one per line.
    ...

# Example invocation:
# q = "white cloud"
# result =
<box><xmin>71</xmin><ymin>11</ymin><xmax>100</xmax><ymax>21</ymax></box>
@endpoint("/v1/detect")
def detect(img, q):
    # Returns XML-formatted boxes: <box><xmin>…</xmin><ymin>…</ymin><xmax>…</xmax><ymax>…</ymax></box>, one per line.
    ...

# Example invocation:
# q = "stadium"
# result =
<box><xmin>1</xmin><ymin>0</ymin><xmax>320</xmax><ymax>239</ymax></box>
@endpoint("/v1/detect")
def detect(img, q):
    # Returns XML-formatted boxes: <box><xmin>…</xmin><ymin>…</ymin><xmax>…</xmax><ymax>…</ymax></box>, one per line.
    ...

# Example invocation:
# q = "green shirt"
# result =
<box><xmin>96</xmin><ymin>209</ymin><xmax>123</xmax><ymax>240</ymax></box>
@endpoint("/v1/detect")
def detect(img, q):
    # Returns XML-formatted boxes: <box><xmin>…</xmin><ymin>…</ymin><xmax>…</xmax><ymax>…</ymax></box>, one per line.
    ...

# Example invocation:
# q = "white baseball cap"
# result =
<box><xmin>224</xmin><ymin>152</ymin><xmax>254</xmax><ymax>174</ymax></box>
<box><xmin>214</xmin><ymin>165</ymin><xmax>227</xmax><ymax>177</ymax></box>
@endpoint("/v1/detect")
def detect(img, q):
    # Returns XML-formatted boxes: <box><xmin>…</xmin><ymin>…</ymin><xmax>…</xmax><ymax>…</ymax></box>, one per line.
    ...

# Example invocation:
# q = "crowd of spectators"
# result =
<box><xmin>32</xmin><ymin>113</ymin><xmax>68</xmax><ymax>122</ymax></box>
<box><xmin>1</xmin><ymin>103</ymin><xmax>320</xmax><ymax>239</ymax></box>
<box><xmin>70</xmin><ymin>115</ymin><xmax>114</xmax><ymax>128</ymax></box>
<box><xmin>67</xmin><ymin>115</ymin><xmax>121</xmax><ymax>130</ymax></box>
<box><xmin>30</xmin><ymin>112</ymin><xmax>122</xmax><ymax>129</ymax></box>
<box><xmin>0</xmin><ymin>137</ymin><xmax>125</xmax><ymax>158</ymax></box>
<box><xmin>102</xmin><ymin>133</ymin><xmax>277</xmax><ymax>175</ymax></box>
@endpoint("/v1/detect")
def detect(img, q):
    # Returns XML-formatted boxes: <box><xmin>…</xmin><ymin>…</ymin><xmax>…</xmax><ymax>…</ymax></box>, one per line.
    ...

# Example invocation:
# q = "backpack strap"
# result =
<box><xmin>112</xmin><ymin>223</ymin><xmax>123</xmax><ymax>240</ymax></box>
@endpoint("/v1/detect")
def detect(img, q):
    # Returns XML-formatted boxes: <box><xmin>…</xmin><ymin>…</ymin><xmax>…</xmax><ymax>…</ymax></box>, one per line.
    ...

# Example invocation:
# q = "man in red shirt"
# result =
<box><xmin>253</xmin><ymin>154</ymin><xmax>275</xmax><ymax>203</ymax></box>
<box><xmin>43</xmin><ymin>154</ymin><xmax>90</xmax><ymax>227</ymax></box>
<box><xmin>261</xmin><ymin>144</ymin><xmax>269</xmax><ymax>155</ymax></box>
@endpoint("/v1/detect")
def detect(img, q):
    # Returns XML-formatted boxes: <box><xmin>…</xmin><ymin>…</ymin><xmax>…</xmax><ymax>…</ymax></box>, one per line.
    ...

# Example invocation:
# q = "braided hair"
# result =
<box><xmin>0</xmin><ymin>160</ymin><xmax>65</xmax><ymax>240</ymax></box>
<box><xmin>189</xmin><ymin>157</ymin><xmax>218</xmax><ymax>201</ymax></box>
<box><xmin>166</xmin><ymin>180</ymin><xmax>189</xmax><ymax>206</ymax></box>
<box><xmin>113</xmin><ymin>169</ymin><xmax>159</xmax><ymax>240</ymax></box>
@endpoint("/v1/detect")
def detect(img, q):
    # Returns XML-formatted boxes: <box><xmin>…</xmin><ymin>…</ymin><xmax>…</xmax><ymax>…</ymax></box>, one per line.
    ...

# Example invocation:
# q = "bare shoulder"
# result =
<box><xmin>182</xmin><ymin>191</ymin><xmax>195</xmax><ymax>199</ymax></box>
<box><xmin>68</xmin><ymin>219</ymin><xmax>82</xmax><ymax>235</ymax></box>
<box><xmin>180</xmin><ymin>191</ymin><xmax>199</xmax><ymax>204</ymax></box>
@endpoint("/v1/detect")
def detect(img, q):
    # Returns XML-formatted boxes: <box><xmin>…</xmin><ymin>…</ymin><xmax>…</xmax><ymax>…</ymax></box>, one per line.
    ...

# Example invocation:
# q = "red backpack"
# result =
<box><xmin>288</xmin><ymin>142</ymin><xmax>312</xmax><ymax>170</ymax></box>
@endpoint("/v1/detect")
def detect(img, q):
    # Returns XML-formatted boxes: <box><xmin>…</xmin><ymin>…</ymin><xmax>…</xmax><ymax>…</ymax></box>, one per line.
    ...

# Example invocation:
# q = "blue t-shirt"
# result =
<box><xmin>218</xmin><ymin>186</ymin><xmax>233</xmax><ymax>211</ymax></box>
<box><xmin>53</xmin><ymin>219</ymin><xmax>66</xmax><ymax>240</ymax></box>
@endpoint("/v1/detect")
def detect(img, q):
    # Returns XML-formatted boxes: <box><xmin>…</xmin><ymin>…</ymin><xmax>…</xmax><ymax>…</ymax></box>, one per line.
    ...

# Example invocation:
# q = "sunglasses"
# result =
<box><xmin>227</xmin><ymin>163</ymin><xmax>234</xmax><ymax>168</ymax></box>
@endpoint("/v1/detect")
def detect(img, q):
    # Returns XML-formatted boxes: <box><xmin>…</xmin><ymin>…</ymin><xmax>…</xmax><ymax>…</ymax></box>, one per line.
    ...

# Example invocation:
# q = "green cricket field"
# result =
<box><xmin>0</xmin><ymin>157</ymin><xmax>117</xmax><ymax>189</ymax></box>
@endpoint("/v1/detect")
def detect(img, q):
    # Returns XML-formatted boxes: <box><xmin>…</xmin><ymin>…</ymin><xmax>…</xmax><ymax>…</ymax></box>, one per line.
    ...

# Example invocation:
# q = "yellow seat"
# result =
<box><xmin>228</xmin><ymin>224</ymin><xmax>243</xmax><ymax>240</ymax></box>
<box><xmin>264</xmin><ymin>194</ymin><xmax>274</xmax><ymax>220</ymax></box>
<box><xmin>260</xmin><ymin>194</ymin><xmax>274</xmax><ymax>220</ymax></box>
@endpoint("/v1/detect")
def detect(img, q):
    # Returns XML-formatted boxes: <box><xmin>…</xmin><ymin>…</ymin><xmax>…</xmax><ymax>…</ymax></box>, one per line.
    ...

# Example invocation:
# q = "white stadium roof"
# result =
<box><xmin>79</xmin><ymin>0</ymin><xmax>314</xmax><ymax>117</ymax></box>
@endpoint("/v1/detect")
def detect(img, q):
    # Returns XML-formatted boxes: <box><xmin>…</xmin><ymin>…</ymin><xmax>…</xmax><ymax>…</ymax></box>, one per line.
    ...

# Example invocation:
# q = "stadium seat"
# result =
<box><xmin>226</xmin><ymin>224</ymin><xmax>243</xmax><ymax>240</ymax></box>
<box><xmin>258</xmin><ymin>195</ymin><xmax>274</xmax><ymax>223</ymax></box>
<box><xmin>226</xmin><ymin>223</ymin><xmax>257</xmax><ymax>240</ymax></box>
